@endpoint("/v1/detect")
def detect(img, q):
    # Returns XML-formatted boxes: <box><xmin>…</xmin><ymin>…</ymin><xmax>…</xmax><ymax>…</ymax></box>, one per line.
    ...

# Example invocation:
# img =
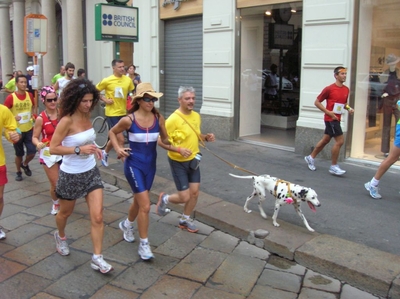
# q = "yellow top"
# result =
<box><xmin>0</xmin><ymin>104</ymin><xmax>18</xmax><ymax>166</ymax></box>
<box><xmin>166</xmin><ymin>110</ymin><xmax>201</xmax><ymax>162</ymax></box>
<box><xmin>96</xmin><ymin>75</ymin><xmax>134</xmax><ymax>116</ymax></box>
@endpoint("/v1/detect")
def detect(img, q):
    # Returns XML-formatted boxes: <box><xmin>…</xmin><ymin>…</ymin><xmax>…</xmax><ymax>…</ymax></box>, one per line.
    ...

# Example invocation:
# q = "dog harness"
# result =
<box><xmin>274</xmin><ymin>179</ymin><xmax>296</xmax><ymax>204</ymax></box>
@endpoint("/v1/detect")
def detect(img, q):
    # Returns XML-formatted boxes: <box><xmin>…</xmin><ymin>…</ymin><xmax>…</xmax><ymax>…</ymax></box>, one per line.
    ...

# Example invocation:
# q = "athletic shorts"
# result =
<box><xmin>0</xmin><ymin>165</ymin><xmax>7</xmax><ymax>186</ymax></box>
<box><xmin>124</xmin><ymin>162</ymin><xmax>156</xmax><ymax>194</ymax></box>
<box><xmin>107</xmin><ymin>116</ymin><xmax>124</xmax><ymax>129</ymax></box>
<box><xmin>55</xmin><ymin>166</ymin><xmax>103</xmax><ymax>200</ymax></box>
<box><xmin>168</xmin><ymin>157</ymin><xmax>201</xmax><ymax>192</ymax></box>
<box><xmin>13</xmin><ymin>129</ymin><xmax>36</xmax><ymax>157</ymax></box>
<box><xmin>324</xmin><ymin>121</ymin><xmax>343</xmax><ymax>137</ymax></box>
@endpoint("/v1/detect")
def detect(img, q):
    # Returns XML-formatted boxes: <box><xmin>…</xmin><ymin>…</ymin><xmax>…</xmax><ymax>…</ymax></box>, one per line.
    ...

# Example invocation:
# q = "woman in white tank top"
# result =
<box><xmin>49</xmin><ymin>78</ymin><xmax>113</xmax><ymax>274</ymax></box>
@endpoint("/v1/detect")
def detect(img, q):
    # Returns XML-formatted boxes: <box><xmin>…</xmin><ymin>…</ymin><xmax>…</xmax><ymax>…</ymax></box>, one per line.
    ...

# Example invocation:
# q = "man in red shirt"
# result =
<box><xmin>4</xmin><ymin>75</ymin><xmax>36</xmax><ymax>181</ymax></box>
<box><xmin>304</xmin><ymin>66</ymin><xmax>354</xmax><ymax>176</ymax></box>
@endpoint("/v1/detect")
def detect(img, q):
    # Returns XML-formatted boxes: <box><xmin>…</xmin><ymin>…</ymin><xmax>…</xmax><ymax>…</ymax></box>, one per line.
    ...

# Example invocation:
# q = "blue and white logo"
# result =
<box><xmin>102</xmin><ymin>14</ymin><xmax>112</xmax><ymax>26</ymax></box>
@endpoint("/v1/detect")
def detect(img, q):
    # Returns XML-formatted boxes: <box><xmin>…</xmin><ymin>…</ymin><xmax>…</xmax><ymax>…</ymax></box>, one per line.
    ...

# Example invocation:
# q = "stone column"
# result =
<box><xmin>12</xmin><ymin>0</ymin><xmax>28</xmax><ymax>72</ymax></box>
<box><xmin>0</xmin><ymin>0</ymin><xmax>13</xmax><ymax>81</ymax></box>
<box><xmin>29</xmin><ymin>0</ymin><xmax>40</xmax><ymax>14</ymax></box>
<box><xmin>41</xmin><ymin>0</ymin><xmax>58</xmax><ymax>85</ymax></box>
<box><xmin>65</xmin><ymin>0</ymin><xmax>84</xmax><ymax>71</ymax></box>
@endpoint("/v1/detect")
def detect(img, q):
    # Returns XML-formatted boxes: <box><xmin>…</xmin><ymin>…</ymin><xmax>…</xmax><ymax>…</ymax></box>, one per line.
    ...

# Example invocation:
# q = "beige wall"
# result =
<box><xmin>159</xmin><ymin>0</ymin><xmax>202</xmax><ymax>19</ymax></box>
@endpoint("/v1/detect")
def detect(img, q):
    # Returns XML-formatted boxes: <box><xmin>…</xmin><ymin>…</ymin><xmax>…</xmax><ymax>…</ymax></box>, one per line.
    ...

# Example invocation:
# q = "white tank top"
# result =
<box><xmin>60</xmin><ymin>128</ymin><xmax>96</xmax><ymax>174</ymax></box>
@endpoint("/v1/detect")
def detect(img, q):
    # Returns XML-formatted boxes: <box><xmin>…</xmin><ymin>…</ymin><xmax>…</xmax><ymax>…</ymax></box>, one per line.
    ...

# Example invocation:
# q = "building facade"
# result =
<box><xmin>0</xmin><ymin>0</ymin><xmax>399</xmax><ymax>166</ymax></box>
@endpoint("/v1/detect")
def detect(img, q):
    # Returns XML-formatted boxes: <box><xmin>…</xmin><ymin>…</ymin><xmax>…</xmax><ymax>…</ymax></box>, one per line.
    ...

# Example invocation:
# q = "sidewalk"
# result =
<box><xmin>0</xmin><ymin>138</ymin><xmax>398</xmax><ymax>298</ymax></box>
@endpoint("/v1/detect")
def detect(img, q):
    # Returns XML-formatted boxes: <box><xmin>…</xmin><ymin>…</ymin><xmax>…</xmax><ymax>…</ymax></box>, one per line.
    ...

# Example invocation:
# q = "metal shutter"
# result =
<box><xmin>162</xmin><ymin>16</ymin><xmax>203</xmax><ymax>117</ymax></box>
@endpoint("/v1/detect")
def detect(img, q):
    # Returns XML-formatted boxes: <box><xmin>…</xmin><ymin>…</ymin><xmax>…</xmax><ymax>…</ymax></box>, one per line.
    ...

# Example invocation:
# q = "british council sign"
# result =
<box><xmin>95</xmin><ymin>4</ymin><xmax>139</xmax><ymax>42</ymax></box>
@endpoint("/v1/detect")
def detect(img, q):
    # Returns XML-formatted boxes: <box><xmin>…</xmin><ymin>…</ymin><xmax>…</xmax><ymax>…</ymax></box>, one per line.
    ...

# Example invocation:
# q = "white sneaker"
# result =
<box><xmin>91</xmin><ymin>255</ymin><xmax>113</xmax><ymax>274</ymax></box>
<box><xmin>0</xmin><ymin>227</ymin><xmax>6</xmax><ymax>240</ymax></box>
<box><xmin>51</xmin><ymin>203</ymin><xmax>60</xmax><ymax>215</ymax></box>
<box><xmin>101</xmin><ymin>150</ymin><xmax>109</xmax><ymax>167</ymax></box>
<box><xmin>364</xmin><ymin>182</ymin><xmax>382</xmax><ymax>199</ymax></box>
<box><xmin>329</xmin><ymin>165</ymin><xmax>346</xmax><ymax>176</ymax></box>
<box><xmin>138</xmin><ymin>242</ymin><xmax>154</xmax><ymax>260</ymax></box>
<box><xmin>119</xmin><ymin>220</ymin><xmax>135</xmax><ymax>242</ymax></box>
<box><xmin>304</xmin><ymin>155</ymin><xmax>316</xmax><ymax>171</ymax></box>
<box><xmin>54</xmin><ymin>230</ymin><xmax>70</xmax><ymax>256</ymax></box>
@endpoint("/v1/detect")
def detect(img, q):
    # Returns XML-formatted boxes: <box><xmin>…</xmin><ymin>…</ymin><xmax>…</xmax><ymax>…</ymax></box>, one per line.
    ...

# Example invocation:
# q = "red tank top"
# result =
<box><xmin>39</xmin><ymin>110</ymin><xmax>58</xmax><ymax>141</ymax></box>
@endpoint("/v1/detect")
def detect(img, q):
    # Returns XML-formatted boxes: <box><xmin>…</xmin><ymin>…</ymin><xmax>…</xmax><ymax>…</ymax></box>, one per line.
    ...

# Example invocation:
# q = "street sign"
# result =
<box><xmin>95</xmin><ymin>4</ymin><xmax>139</xmax><ymax>42</ymax></box>
<box><xmin>24</xmin><ymin>14</ymin><xmax>48</xmax><ymax>56</ymax></box>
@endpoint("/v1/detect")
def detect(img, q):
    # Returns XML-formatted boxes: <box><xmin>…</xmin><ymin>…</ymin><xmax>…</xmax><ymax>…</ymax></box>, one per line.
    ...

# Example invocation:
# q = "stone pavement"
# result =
<box><xmin>0</xmin><ymin>139</ymin><xmax>396</xmax><ymax>299</ymax></box>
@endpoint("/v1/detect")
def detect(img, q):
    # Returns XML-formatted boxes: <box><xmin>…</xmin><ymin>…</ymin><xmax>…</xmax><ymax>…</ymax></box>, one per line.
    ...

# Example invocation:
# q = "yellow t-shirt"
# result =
<box><xmin>0</xmin><ymin>104</ymin><xmax>18</xmax><ymax>166</ymax></box>
<box><xmin>166</xmin><ymin>110</ymin><xmax>201</xmax><ymax>162</ymax></box>
<box><xmin>96</xmin><ymin>75</ymin><xmax>134</xmax><ymax>117</ymax></box>
<box><xmin>10</xmin><ymin>92</ymin><xmax>33</xmax><ymax>133</ymax></box>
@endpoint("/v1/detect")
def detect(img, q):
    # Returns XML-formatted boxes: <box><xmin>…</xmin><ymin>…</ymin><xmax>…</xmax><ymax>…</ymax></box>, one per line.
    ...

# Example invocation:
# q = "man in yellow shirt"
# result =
<box><xmin>156</xmin><ymin>86</ymin><xmax>215</xmax><ymax>233</ymax></box>
<box><xmin>4</xmin><ymin>75</ymin><xmax>36</xmax><ymax>181</ymax></box>
<box><xmin>0</xmin><ymin>104</ymin><xmax>21</xmax><ymax>239</ymax></box>
<box><xmin>96</xmin><ymin>59</ymin><xmax>134</xmax><ymax>166</ymax></box>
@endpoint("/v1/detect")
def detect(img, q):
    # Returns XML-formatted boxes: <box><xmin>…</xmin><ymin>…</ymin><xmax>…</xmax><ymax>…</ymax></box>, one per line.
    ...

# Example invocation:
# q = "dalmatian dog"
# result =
<box><xmin>229</xmin><ymin>173</ymin><xmax>321</xmax><ymax>232</ymax></box>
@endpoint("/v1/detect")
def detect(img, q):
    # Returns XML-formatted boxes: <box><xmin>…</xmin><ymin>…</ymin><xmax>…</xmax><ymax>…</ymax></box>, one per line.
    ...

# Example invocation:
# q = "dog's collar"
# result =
<box><xmin>274</xmin><ymin>179</ymin><xmax>296</xmax><ymax>203</ymax></box>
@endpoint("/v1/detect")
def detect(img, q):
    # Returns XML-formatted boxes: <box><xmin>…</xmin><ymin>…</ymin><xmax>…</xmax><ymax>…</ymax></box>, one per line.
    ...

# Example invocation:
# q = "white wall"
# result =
<box><xmin>86</xmin><ymin>0</ymin><xmax>113</xmax><ymax>85</ymax></box>
<box><xmin>297</xmin><ymin>0</ymin><xmax>355</xmax><ymax>131</ymax></box>
<box><xmin>133</xmin><ymin>0</ymin><xmax>160</xmax><ymax>92</ymax></box>
<box><xmin>201</xmin><ymin>0</ymin><xmax>236</xmax><ymax>117</ymax></box>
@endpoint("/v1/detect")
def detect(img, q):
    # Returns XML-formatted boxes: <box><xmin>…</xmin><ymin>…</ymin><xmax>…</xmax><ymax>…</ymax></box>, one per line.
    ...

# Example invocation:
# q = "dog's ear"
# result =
<box><xmin>299</xmin><ymin>189</ymin><xmax>308</xmax><ymax>198</ymax></box>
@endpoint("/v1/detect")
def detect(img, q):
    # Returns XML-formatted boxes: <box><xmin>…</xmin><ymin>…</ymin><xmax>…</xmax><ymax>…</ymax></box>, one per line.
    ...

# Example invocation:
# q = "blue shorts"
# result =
<box><xmin>13</xmin><ymin>129</ymin><xmax>36</xmax><ymax>157</ymax></box>
<box><xmin>394</xmin><ymin>124</ymin><xmax>400</xmax><ymax>148</ymax></box>
<box><xmin>124</xmin><ymin>162</ymin><xmax>156</xmax><ymax>194</ymax></box>
<box><xmin>107</xmin><ymin>116</ymin><xmax>124</xmax><ymax>129</ymax></box>
<box><xmin>168</xmin><ymin>157</ymin><xmax>201</xmax><ymax>192</ymax></box>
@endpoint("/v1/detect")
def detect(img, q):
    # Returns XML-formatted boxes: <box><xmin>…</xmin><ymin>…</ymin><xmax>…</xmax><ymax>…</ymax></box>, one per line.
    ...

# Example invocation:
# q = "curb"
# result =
<box><xmin>99</xmin><ymin>164</ymin><xmax>400</xmax><ymax>298</ymax></box>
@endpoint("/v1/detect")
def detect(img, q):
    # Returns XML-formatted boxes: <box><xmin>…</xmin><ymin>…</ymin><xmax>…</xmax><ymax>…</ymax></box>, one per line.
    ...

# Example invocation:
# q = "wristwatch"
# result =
<box><xmin>74</xmin><ymin>146</ymin><xmax>81</xmax><ymax>155</ymax></box>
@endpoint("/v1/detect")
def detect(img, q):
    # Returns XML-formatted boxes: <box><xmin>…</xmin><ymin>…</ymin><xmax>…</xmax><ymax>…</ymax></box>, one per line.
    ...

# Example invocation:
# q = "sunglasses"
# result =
<box><xmin>142</xmin><ymin>97</ymin><xmax>158</xmax><ymax>103</ymax></box>
<box><xmin>46</xmin><ymin>98</ymin><xmax>58</xmax><ymax>103</ymax></box>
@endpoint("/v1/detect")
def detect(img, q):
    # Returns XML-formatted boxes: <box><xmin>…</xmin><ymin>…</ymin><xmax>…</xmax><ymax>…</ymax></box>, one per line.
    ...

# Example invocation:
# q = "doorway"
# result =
<box><xmin>238</xmin><ymin>2</ymin><xmax>302</xmax><ymax>151</ymax></box>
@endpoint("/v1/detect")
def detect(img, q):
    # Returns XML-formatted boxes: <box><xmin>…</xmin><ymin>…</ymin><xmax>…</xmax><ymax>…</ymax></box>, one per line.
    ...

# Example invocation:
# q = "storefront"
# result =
<box><xmin>132</xmin><ymin>0</ymin><xmax>400</xmax><ymax>165</ymax></box>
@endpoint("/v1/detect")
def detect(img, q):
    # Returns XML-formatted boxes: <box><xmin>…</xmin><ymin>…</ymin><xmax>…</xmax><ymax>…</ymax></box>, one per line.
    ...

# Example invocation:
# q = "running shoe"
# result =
<box><xmin>304</xmin><ymin>155</ymin><xmax>316</xmax><ymax>171</ymax></box>
<box><xmin>15</xmin><ymin>171</ymin><xmax>23</xmax><ymax>181</ymax></box>
<box><xmin>138</xmin><ymin>242</ymin><xmax>154</xmax><ymax>260</ymax></box>
<box><xmin>51</xmin><ymin>204</ymin><xmax>60</xmax><ymax>215</ymax></box>
<box><xmin>0</xmin><ymin>227</ymin><xmax>6</xmax><ymax>240</ymax></box>
<box><xmin>178</xmin><ymin>217</ymin><xmax>199</xmax><ymax>233</ymax></box>
<box><xmin>20</xmin><ymin>164</ymin><xmax>32</xmax><ymax>176</ymax></box>
<box><xmin>364</xmin><ymin>182</ymin><xmax>382</xmax><ymax>199</ymax></box>
<box><xmin>91</xmin><ymin>255</ymin><xmax>113</xmax><ymax>274</ymax></box>
<box><xmin>156</xmin><ymin>193</ymin><xmax>168</xmax><ymax>216</ymax></box>
<box><xmin>329</xmin><ymin>165</ymin><xmax>346</xmax><ymax>176</ymax></box>
<box><xmin>119</xmin><ymin>220</ymin><xmax>135</xmax><ymax>242</ymax></box>
<box><xmin>54</xmin><ymin>230</ymin><xmax>70</xmax><ymax>256</ymax></box>
<box><xmin>101</xmin><ymin>150</ymin><xmax>109</xmax><ymax>167</ymax></box>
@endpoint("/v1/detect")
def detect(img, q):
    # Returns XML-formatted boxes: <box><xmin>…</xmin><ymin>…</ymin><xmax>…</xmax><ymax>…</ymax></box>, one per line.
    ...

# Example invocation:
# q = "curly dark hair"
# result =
<box><xmin>59</xmin><ymin>78</ymin><xmax>100</xmax><ymax>118</ymax></box>
<box><xmin>128</xmin><ymin>97</ymin><xmax>160</xmax><ymax>118</ymax></box>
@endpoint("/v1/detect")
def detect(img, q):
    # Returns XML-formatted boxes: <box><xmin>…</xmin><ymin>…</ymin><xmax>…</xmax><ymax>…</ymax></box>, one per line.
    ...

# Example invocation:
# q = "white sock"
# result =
<box><xmin>371</xmin><ymin>178</ymin><xmax>379</xmax><ymax>187</ymax></box>
<box><xmin>181</xmin><ymin>214</ymin><xmax>190</xmax><ymax>220</ymax></box>
<box><xmin>140</xmin><ymin>238</ymin><xmax>149</xmax><ymax>244</ymax></box>
<box><xmin>125</xmin><ymin>218</ymin><xmax>134</xmax><ymax>228</ymax></box>
<box><xmin>93</xmin><ymin>254</ymin><xmax>101</xmax><ymax>259</ymax></box>
<box><xmin>308</xmin><ymin>155</ymin><xmax>314</xmax><ymax>161</ymax></box>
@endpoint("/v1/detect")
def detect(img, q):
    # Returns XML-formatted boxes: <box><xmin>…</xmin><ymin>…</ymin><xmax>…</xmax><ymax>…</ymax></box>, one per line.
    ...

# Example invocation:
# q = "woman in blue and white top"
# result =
<box><xmin>50</xmin><ymin>78</ymin><xmax>113</xmax><ymax>274</ymax></box>
<box><xmin>109</xmin><ymin>82</ymin><xmax>177</xmax><ymax>261</ymax></box>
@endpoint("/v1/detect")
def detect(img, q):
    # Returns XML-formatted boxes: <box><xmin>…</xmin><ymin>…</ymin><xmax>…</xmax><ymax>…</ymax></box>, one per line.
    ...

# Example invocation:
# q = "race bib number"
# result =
<box><xmin>18</xmin><ymin>112</ymin><xmax>31</xmax><ymax>124</ymax></box>
<box><xmin>333</xmin><ymin>103</ymin><xmax>344</xmax><ymax>114</ymax></box>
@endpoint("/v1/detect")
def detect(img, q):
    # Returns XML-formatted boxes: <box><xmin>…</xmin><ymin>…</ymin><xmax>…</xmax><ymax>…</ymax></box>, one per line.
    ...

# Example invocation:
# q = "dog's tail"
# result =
<box><xmin>229</xmin><ymin>173</ymin><xmax>256</xmax><ymax>179</ymax></box>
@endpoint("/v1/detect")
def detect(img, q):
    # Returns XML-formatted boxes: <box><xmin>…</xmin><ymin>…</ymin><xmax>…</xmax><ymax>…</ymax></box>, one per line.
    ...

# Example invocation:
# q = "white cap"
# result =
<box><xmin>26</xmin><ymin>66</ymin><xmax>34</xmax><ymax>71</ymax></box>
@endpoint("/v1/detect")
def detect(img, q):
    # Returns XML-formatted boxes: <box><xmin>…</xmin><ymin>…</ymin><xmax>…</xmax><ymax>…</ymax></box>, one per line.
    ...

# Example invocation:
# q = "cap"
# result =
<box><xmin>26</xmin><ymin>66</ymin><xmax>34</xmax><ymax>72</ymax></box>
